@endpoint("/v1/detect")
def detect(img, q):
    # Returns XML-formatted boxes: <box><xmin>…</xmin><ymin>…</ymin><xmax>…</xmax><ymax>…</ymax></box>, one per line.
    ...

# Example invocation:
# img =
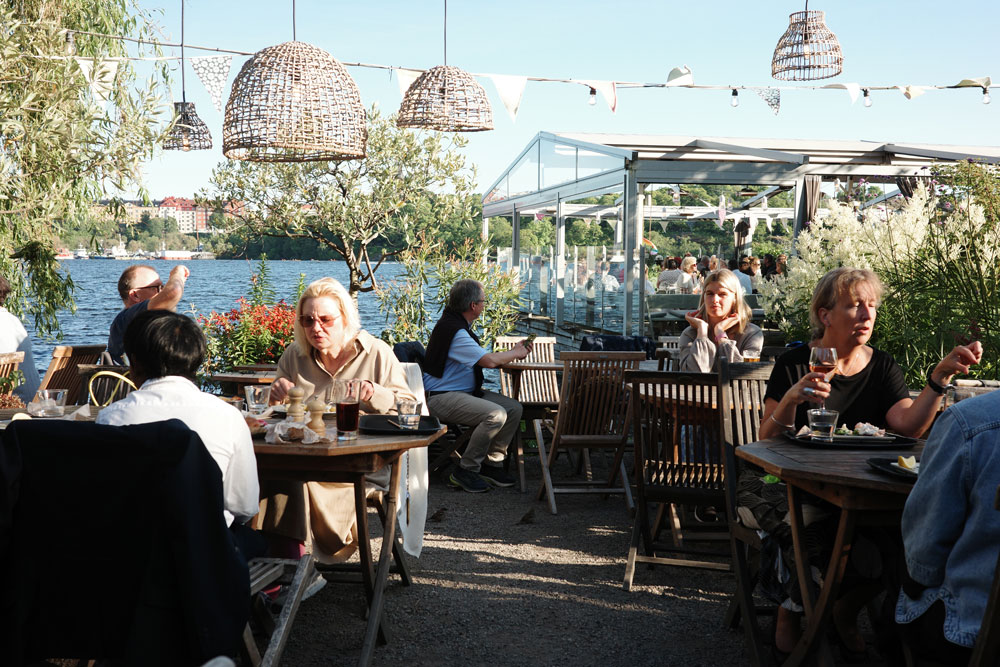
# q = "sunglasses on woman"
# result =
<box><xmin>299</xmin><ymin>314</ymin><xmax>338</xmax><ymax>328</ymax></box>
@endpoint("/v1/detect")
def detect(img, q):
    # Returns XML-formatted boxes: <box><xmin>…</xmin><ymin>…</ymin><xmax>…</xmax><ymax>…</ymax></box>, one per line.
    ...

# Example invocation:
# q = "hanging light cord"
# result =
<box><xmin>292</xmin><ymin>0</ymin><xmax>297</xmax><ymax>41</ymax></box>
<box><xmin>443</xmin><ymin>0</ymin><xmax>447</xmax><ymax>65</ymax></box>
<box><xmin>179</xmin><ymin>0</ymin><xmax>186</xmax><ymax>103</ymax></box>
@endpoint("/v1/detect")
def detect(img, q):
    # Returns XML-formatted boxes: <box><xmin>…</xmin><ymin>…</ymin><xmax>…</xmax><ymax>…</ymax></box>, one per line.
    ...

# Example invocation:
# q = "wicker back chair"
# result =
<box><xmin>533</xmin><ymin>351</ymin><xmax>643</xmax><ymax>514</ymax></box>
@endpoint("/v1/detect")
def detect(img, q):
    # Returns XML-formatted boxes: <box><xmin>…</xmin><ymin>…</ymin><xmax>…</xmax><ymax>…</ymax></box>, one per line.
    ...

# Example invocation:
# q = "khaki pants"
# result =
<box><xmin>427</xmin><ymin>390</ymin><xmax>523</xmax><ymax>472</ymax></box>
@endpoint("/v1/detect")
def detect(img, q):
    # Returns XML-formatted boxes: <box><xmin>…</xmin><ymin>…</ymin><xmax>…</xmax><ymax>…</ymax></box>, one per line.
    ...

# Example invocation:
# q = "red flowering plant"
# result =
<box><xmin>196</xmin><ymin>258</ymin><xmax>300</xmax><ymax>390</ymax></box>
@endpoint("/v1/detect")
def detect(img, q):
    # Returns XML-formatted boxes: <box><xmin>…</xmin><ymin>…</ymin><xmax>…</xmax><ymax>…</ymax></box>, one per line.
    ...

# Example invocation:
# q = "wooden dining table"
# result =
<box><xmin>736</xmin><ymin>436</ymin><xmax>923</xmax><ymax>667</ymax></box>
<box><xmin>208</xmin><ymin>370</ymin><xmax>277</xmax><ymax>394</ymax></box>
<box><xmin>254</xmin><ymin>425</ymin><xmax>446</xmax><ymax>667</ymax></box>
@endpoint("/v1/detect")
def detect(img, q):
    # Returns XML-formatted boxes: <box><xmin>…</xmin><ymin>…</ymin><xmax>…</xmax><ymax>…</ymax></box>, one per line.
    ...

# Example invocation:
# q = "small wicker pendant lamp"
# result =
<box><xmin>771</xmin><ymin>0</ymin><xmax>843</xmax><ymax>81</ymax></box>
<box><xmin>397</xmin><ymin>0</ymin><xmax>493</xmax><ymax>132</ymax></box>
<box><xmin>164</xmin><ymin>0</ymin><xmax>212</xmax><ymax>151</ymax></box>
<box><xmin>222</xmin><ymin>2</ymin><xmax>366</xmax><ymax>161</ymax></box>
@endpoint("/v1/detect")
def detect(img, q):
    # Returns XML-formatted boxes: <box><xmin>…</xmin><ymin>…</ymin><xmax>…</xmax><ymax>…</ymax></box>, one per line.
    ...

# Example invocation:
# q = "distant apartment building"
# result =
<box><xmin>93</xmin><ymin>197</ymin><xmax>235</xmax><ymax>234</ymax></box>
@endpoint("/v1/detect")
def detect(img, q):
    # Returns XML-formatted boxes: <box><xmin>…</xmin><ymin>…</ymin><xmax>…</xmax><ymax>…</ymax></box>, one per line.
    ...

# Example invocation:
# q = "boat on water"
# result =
<box><xmin>92</xmin><ymin>241</ymin><xmax>135</xmax><ymax>260</ymax></box>
<box><xmin>55</xmin><ymin>248</ymin><xmax>74</xmax><ymax>260</ymax></box>
<box><xmin>73</xmin><ymin>246</ymin><xmax>89</xmax><ymax>260</ymax></box>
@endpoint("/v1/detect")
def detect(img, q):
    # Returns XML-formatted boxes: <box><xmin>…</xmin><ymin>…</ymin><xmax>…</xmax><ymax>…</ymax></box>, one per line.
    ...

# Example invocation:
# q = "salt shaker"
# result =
<box><xmin>306</xmin><ymin>398</ymin><xmax>327</xmax><ymax>438</ymax></box>
<box><xmin>286</xmin><ymin>386</ymin><xmax>306</xmax><ymax>423</ymax></box>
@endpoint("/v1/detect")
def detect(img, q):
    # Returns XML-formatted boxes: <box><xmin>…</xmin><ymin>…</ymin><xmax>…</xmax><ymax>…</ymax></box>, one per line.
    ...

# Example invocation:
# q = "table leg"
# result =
<box><xmin>353</xmin><ymin>478</ymin><xmax>375</xmax><ymax>603</ymax></box>
<box><xmin>784</xmin><ymin>485</ymin><xmax>857</xmax><ymax>667</ymax></box>
<box><xmin>359</xmin><ymin>461</ymin><xmax>403</xmax><ymax>667</ymax></box>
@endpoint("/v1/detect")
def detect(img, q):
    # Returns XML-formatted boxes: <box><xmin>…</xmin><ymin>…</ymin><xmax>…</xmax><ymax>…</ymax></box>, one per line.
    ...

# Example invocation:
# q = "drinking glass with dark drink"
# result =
<box><xmin>808</xmin><ymin>347</ymin><xmax>838</xmax><ymax>409</ymax></box>
<box><xmin>332</xmin><ymin>378</ymin><xmax>361</xmax><ymax>440</ymax></box>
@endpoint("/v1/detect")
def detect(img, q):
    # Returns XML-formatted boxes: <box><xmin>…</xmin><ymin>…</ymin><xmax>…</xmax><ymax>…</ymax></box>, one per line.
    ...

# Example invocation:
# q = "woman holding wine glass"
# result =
<box><xmin>677</xmin><ymin>268</ymin><xmax>763</xmax><ymax>372</ymax></box>
<box><xmin>747</xmin><ymin>267</ymin><xmax>982</xmax><ymax>654</ymax></box>
<box><xmin>258</xmin><ymin>278</ymin><xmax>416</xmax><ymax>564</ymax></box>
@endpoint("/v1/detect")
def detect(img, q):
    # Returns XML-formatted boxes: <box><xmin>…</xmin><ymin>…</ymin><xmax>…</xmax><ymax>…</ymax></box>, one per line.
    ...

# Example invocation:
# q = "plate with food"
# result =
<box><xmin>867</xmin><ymin>455</ymin><xmax>919</xmax><ymax>480</ymax></box>
<box><xmin>784</xmin><ymin>422</ymin><xmax>918</xmax><ymax>449</ymax></box>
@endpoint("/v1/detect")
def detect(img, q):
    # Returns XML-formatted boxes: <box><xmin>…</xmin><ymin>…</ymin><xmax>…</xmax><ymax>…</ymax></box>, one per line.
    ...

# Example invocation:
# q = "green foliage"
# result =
<box><xmin>247</xmin><ymin>256</ymin><xmax>277</xmax><ymax>306</ymax></box>
<box><xmin>0</xmin><ymin>0</ymin><xmax>169</xmax><ymax>336</ymax></box>
<box><xmin>759</xmin><ymin>164</ymin><xmax>1000</xmax><ymax>386</ymax></box>
<box><xmin>203</xmin><ymin>106</ymin><xmax>478</xmax><ymax>297</ymax></box>
<box><xmin>0</xmin><ymin>369</ymin><xmax>25</xmax><ymax>396</ymax></box>
<box><xmin>376</xmin><ymin>235</ymin><xmax>523</xmax><ymax>350</ymax></box>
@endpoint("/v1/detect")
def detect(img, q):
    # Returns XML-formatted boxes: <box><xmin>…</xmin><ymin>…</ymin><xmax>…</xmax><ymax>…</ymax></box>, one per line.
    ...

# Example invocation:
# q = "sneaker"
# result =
<box><xmin>478</xmin><ymin>463</ymin><xmax>516</xmax><ymax>488</ymax></box>
<box><xmin>302</xmin><ymin>572</ymin><xmax>327</xmax><ymax>601</ymax></box>
<box><xmin>448</xmin><ymin>466</ymin><xmax>490</xmax><ymax>493</ymax></box>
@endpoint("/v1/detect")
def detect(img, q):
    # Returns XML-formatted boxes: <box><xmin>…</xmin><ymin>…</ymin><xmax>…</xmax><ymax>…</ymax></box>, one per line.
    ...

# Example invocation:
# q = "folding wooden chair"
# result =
<box><xmin>0</xmin><ymin>351</ymin><xmax>24</xmax><ymax>395</ymax></box>
<box><xmin>533</xmin><ymin>351</ymin><xmax>642</xmax><ymax>514</ymax></box>
<box><xmin>495</xmin><ymin>335</ymin><xmax>559</xmax><ymax>492</ymax></box>
<box><xmin>623</xmin><ymin>368</ymin><xmax>731</xmax><ymax>590</ymax></box>
<box><xmin>37</xmin><ymin>344</ymin><xmax>106</xmax><ymax>405</ymax></box>
<box><xmin>719</xmin><ymin>357</ymin><xmax>776</xmax><ymax>667</ymax></box>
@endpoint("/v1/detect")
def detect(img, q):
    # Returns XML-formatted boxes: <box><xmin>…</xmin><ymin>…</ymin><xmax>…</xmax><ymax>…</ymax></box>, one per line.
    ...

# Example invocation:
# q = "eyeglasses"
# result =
<box><xmin>299</xmin><ymin>314</ymin><xmax>339</xmax><ymax>329</ymax></box>
<box><xmin>132</xmin><ymin>282</ymin><xmax>162</xmax><ymax>294</ymax></box>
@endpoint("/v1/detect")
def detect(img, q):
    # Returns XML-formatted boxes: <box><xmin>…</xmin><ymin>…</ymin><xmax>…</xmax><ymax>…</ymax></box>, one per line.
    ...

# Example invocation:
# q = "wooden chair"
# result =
<box><xmin>88</xmin><ymin>369</ymin><xmax>137</xmax><ymax>407</ymax></box>
<box><xmin>243</xmin><ymin>556</ymin><xmax>314</xmax><ymax>667</ymax></box>
<box><xmin>718</xmin><ymin>357</ymin><xmax>776</xmax><ymax>667</ymax></box>
<box><xmin>533</xmin><ymin>351</ymin><xmax>642</xmax><ymax>514</ymax></box>
<box><xmin>37</xmin><ymin>344</ymin><xmax>106</xmax><ymax>405</ymax></box>
<box><xmin>0</xmin><ymin>351</ymin><xmax>25</xmax><ymax>395</ymax></box>
<box><xmin>495</xmin><ymin>335</ymin><xmax>559</xmax><ymax>492</ymax></box>
<box><xmin>622</xmin><ymin>368</ymin><xmax>731</xmax><ymax>590</ymax></box>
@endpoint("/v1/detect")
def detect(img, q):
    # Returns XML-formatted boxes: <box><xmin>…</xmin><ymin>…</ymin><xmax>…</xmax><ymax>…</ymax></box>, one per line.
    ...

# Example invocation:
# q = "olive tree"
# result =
<box><xmin>203</xmin><ymin>106</ymin><xmax>478</xmax><ymax>297</ymax></box>
<box><xmin>1</xmin><ymin>0</ymin><xmax>169</xmax><ymax>335</ymax></box>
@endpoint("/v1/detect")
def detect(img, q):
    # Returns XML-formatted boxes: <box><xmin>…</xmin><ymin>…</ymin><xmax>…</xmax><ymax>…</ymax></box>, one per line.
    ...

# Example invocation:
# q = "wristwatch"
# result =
<box><xmin>926</xmin><ymin>369</ymin><xmax>947</xmax><ymax>394</ymax></box>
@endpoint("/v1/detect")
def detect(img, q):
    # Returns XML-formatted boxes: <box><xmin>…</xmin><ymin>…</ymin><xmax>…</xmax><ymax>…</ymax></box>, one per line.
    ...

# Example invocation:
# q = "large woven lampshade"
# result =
<box><xmin>771</xmin><ymin>3</ymin><xmax>843</xmax><ymax>81</ymax></box>
<box><xmin>164</xmin><ymin>102</ymin><xmax>213</xmax><ymax>151</ymax></box>
<box><xmin>223</xmin><ymin>40</ymin><xmax>366</xmax><ymax>162</ymax></box>
<box><xmin>397</xmin><ymin>65</ymin><xmax>493</xmax><ymax>132</ymax></box>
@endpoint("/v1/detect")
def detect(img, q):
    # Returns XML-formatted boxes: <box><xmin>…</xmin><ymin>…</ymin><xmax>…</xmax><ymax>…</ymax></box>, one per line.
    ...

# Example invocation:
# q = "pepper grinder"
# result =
<box><xmin>306</xmin><ymin>398</ymin><xmax>327</xmax><ymax>438</ymax></box>
<box><xmin>286</xmin><ymin>387</ymin><xmax>306</xmax><ymax>423</ymax></box>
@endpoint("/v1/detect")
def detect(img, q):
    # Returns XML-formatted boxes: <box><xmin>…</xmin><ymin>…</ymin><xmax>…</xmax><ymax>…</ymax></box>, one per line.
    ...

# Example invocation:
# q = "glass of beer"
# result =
<box><xmin>332</xmin><ymin>379</ymin><xmax>361</xmax><ymax>440</ymax></box>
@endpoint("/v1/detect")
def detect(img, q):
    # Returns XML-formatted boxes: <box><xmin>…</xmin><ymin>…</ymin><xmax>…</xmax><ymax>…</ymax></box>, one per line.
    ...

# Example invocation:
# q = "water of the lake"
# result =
<box><xmin>24</xmin><ymin>259</ymin><xmax>407</xmax><ymax>373</ymax></box>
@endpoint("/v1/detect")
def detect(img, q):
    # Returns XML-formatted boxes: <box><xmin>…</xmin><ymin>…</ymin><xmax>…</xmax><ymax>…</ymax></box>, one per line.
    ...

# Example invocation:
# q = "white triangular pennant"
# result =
<box><xmin>897</xmin><ymin>85</ymin><xmax>928</xmax><ymax>100</ymax></box>
<box><xmin>954</xmin><ymin>76</ymin><xmax>992</xmax><ymax>88</ymax></box>
<box><xmin>716</xmin><ymin>195</ymin><xmax>726</xmax><ymax>230</ymax></box>
<box><xmin>190</xmin><ymin>55</ymin><xmax>233</xmax><ymax>114</ymax></box>
<box><xmin>488</xmin><ymin>74</ymin><xmax>527</xmax><ymax>121</ymax></box>
<box><xmin>396</xmin><ymin>69</ymin><xmax>421</xmax><ymax>98</ymax></box>
<box><xmin>822</xmin><ymin>82</ymin><xmax>861</xmax><ymax>104</ymax></box>
<box><xmin>765</xmin><ymin>216</ymin><xmax>773</xmax><ymax>232</ymax></box>
<box><xmin>664</xmin><ymin>65</ymin><xmax>693</xmax><ymax>87</ymax></box>
<box><xmin>75</xmin><ymin>57</ymin><xmax>118</xmax><ymax>103</ymax></box>
<box><xmin>577</xmin><ymin>80</ymin><xmax>617</xmax><ymax>113</ymax></box>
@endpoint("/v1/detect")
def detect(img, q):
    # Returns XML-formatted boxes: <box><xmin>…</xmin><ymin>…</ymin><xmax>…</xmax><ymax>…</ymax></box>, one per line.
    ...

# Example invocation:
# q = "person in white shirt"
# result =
<box><xmin>97</xmin><ymin>309</ymin><xmax>261</xmax><ymax>554</ymax></box>
<box><xmin>0</xmin><ymin>275</ymin><xmax>41</xmax><ymax>404</ymax></box>
<box><xmin>657</xmin><ymin>258</ymin><xmax>683</xmax><ymax>291</ymax></box>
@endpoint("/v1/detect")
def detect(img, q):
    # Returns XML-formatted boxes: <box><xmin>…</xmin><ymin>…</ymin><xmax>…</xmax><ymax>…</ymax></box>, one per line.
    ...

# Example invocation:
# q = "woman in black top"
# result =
<box><xmin>749</xmin><ymin>267</ymin><xmax>981</xmax><ymax>653</ymax></box>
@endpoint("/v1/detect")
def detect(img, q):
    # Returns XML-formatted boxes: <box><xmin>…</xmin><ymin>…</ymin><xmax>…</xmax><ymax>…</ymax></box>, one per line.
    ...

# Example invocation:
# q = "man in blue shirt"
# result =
<box><xmin>423</xmin><ymin>279</ymin><xmax>531</xmax><ymax>493</ymax></box>
<box><xmin>107</xmin><ymin>264</ymin><xmax>188</xmax><ymax>365</ymax></box>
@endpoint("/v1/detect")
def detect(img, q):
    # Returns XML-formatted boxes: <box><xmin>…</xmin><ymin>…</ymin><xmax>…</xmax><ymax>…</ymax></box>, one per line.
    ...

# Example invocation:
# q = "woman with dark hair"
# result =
<box><xmin>0</xmin><ymin>275</ymin><xmax>40</xmax><ymax>403</ymax></box>
<box><xmin>744</xmin><ymin>267</ymin><xmax>981</xmax><ymax>653</ymax></box>
<box><xmin>678</xmin><ymin>269</ymin><xmax>762</xmax><ymax>372</ymax></box>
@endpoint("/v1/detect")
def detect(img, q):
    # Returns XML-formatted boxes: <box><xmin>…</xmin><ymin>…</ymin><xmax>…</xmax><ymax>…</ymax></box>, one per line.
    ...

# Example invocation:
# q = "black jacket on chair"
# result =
<box><xmin>0</xmin><ymin>418</ymin><xmax>250</xmax><ymax>666</ymax></box>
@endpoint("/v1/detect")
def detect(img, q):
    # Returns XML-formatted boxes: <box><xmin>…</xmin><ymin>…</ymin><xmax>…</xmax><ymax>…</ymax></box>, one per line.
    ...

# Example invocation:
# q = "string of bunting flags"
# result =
<box><xmin>58</xmin><ymin>29</ymin><xmax>994</xmax><ymax>120</ymax></box>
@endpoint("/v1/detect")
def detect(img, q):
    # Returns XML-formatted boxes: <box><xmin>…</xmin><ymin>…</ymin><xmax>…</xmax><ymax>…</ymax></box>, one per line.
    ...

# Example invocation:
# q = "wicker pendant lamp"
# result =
<box><xmin>397</xmin><ymin>0</ymin><xmax>493</xmax><ymax>132</ymax></box>
<box><xmin>222</xmin><ymin>4</ymin><xmax>366</xmax><ymax>161</ymax></box>
<box><xmin>771</xmin><ymin>1</ymin><xmax>843</xmax><ymax>81</ymax></box>
<box><xmin>164</xmin><ymin>0</ymin><xmax>212</xmax><ymax>151</ymax></box>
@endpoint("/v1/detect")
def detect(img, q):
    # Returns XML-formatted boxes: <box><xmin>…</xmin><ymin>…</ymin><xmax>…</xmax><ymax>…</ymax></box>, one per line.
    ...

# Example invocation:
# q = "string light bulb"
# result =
<box><xmin>588</xmin><ymin>87</ymin><xmax>597</xmax><ymax>106</ymax></box>
<box><xmin>730</xmin><ymin>89</ymin><xmax>740</xmax><ymax>107</ymax></box>
<box><xmin>863</xmin><ymin>88</ymin><xmax>872</xmax><ymax>108</ymax></box>
<box><xmin>983</xmin><ymin>86</ymin><xmax>992</xmax><ymax>105</ymax></box>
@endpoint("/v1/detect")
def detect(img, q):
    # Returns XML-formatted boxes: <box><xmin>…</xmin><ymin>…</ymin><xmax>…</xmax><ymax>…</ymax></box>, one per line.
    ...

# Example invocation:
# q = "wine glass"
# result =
<box><xmin>808</xmin><ymin>347</ymin><xmax>838</xmax><ymax>409</ymax></box>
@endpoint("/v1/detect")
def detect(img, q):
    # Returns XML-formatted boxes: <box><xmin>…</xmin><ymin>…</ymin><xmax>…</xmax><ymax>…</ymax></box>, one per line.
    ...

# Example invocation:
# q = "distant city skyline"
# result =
<box><xmin>129</xmin><ymin>1</ymin><xmax>1000</xmax><ymax>200</ymax></box>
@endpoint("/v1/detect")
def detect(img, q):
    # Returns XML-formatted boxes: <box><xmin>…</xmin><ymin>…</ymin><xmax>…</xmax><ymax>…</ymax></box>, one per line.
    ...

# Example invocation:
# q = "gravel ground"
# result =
<box><xmin>277</xmin><ymin>453</ymin><xmax>754</xmax><ymax>667</ymax></box>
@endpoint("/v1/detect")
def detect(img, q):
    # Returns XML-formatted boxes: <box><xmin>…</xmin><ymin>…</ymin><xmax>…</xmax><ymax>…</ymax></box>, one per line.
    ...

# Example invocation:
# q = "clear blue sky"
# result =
<box><xmin>132</xmin><ymin>0</ymin><xmax>1000</xmax><ymax>200</ymax></box>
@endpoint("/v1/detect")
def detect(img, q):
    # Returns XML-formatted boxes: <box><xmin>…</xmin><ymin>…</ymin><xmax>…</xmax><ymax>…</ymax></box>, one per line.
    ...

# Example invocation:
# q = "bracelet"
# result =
<box><xmin>769</xmin><ymin>413</ymin><xmax>795</xmax><ymax>430</ymax></box>
<box><xmin>714</xmin><ymin>332</ymin><xmax>729</xmax><ymax>345</ymax></box>
<box><xmin>926</xmin><ymin>369</ymin><xmax>949</xmax><ymax>395</ymax></box>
